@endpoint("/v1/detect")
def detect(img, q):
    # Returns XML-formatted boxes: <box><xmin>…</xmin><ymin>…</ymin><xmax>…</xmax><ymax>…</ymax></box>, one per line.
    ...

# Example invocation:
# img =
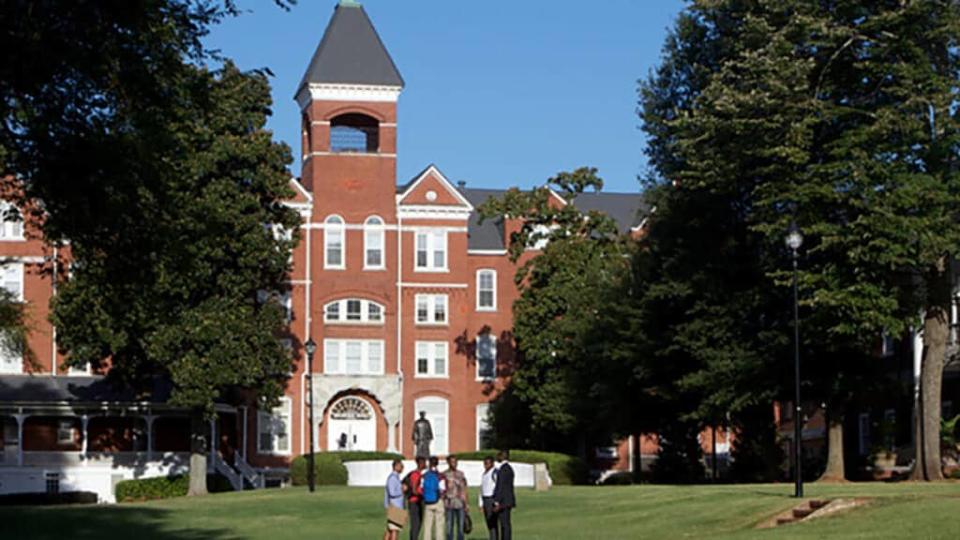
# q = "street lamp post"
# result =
<box><xmin>304</xmin><ymin>337</ymin><xmax>318</xmax><ymax>493</ymax></box>
<box><xmin>785</xmin><ymin>222</ymin><xmax>804</xmax><ymax>498</ymax></box>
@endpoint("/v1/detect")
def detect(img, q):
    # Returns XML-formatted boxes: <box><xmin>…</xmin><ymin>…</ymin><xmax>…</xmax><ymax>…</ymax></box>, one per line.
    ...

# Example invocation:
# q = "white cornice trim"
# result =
<box><xmin>399</xmin><ymin>282</ymin><xmax>468</xmax><ymax>289</ymax></box>
<box><xmin>303</xmin><ymin>152</ymin><xmax>396</xmax><ymax>161</ymax></box>
<box><xmin>467</xmin><ymin>249</ymin><xmax>508</xmax><ymax>256</ymax></box>
<box><xmin>289</xmin><ymin>178</ymin><xmax>313</xmax><ymax>202</ymax></box>
<box><xmin>397</xmin><ymin>165</ymin><xmax>474</xmax><ymax>210</ymax></box>
<box><xmin>296</xmin><ymin>83</ymin><xmax>402</xmax><ymax>109</ymax></box>
<box><xmin>396</xmin><ymin>205</ymin><xmax>472</xmax><ymax>221</ymax></box>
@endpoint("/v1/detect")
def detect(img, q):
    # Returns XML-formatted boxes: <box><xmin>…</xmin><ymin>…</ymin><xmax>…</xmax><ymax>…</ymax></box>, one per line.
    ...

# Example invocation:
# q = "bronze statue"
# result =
<box><xmin>412</xmin><ymin>411</ymin><xmax>433</xmax><ymax>458</ymax></box>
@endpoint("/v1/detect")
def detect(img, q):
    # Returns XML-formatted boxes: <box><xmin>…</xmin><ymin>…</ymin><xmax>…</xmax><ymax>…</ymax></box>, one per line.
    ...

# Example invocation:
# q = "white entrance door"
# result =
<box><xmin>327</xmin><ymin>397</ymin><xmax>377</xmax><ymax>452</ymax></box>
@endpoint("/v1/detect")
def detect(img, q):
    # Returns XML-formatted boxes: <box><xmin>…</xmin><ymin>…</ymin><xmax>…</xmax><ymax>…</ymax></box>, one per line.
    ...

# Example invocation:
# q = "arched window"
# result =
<box><xmin>324</xmin><ymin>298</ymin><xmax>384</xmax><ymax>324</ymax></box>
<box><xmin>330</xmin><ymin>113</ymin><xmax>379</xmax><ymax>153</ymax></box>
<box><xmin>414</xmin><ymin>396</ymin><xmax>449</xmax><ymax>456</ymax></box>
<box><xmin>364</xmin><ymin>216</ymin><xmax>385</xmax><ymax>269</ymax></box>
<box><xmin>330</xmin><ymin>397</ymin><xmax>373</xmax><ymax>421</ymax></box>
<box><xmin>324</xmin><ymin>215</ymin><xmax>344</xmax><ymax>269</ymax></box>
<box><xmin>0</xmin><ymin>200</ymin><xmax>23</xmax><ymax>240</ymax></box>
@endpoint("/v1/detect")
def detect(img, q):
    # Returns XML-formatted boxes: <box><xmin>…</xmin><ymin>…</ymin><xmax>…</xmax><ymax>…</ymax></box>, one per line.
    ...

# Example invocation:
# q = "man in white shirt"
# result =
<box><xmin>479</xmin><ymin>456</ymin><xmax>498</xmax><ymax>540</ymax></box>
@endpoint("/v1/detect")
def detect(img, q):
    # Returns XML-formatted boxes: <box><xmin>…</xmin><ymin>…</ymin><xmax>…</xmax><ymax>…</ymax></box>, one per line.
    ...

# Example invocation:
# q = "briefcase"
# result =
<box><xmin>387</xmin><ymin>505</ymin><xmax>408</xmax><ymax>528</ymax></box>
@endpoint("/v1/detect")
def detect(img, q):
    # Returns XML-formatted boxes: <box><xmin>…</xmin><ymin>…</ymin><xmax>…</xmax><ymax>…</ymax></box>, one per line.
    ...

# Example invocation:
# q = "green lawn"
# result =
<box><xmin>1</xmin><ymin>482</ymin><xmax>958</xmax><ymax>540</ymax></box>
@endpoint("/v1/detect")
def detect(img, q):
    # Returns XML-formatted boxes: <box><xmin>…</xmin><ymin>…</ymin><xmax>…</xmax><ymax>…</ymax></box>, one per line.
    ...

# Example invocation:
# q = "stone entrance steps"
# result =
<box><xmin>774</xmin><ymin>499</ymin><xmax>830</xmax><ymax>526</ymax></box>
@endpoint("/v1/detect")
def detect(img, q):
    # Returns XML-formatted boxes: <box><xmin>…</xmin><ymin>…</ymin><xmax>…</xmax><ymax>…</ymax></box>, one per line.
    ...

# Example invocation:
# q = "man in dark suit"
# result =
<box><xmin>492</xmin><ymin>450</ymin><xmax>515</xmax><ymax>540</ymax></box>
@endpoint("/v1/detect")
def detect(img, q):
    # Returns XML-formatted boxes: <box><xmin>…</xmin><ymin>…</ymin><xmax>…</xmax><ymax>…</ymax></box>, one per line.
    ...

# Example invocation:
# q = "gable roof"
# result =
<box><xmin>457</xmin><ymin>187</ymin><xmax>649</xmax><ymax>251</ymax></box>
<box><xmin>397</xmin><ymin>164</ymin><xmax>474</xmax><ymax>208</ymax></box>
<box><xmin>297</xmin><ymin>2</ymin><xmax>404</xmax><ymax>92</ymax></box>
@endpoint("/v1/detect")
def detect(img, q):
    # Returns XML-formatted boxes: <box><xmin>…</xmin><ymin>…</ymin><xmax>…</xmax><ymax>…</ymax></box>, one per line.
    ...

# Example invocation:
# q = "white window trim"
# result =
<box><xmin>257</xmin><ymin>397</ymin><xmax>293</xmax><ymax>456</ymax></box>
<box><xmin>476</xmin><ymin>403</ymin><xmax>491</xmax><ymax>451</ymax></box>
<box><xmin>0</xmin><ymin>200</ymin><xmax>24</xmax><ymax>242</ymax></box>
<box><xmin>324</xmin><ymin>215</ymin><xmax>345</xmax><ymax>270</ymax></box>
<box><xmin>414</xmin><ymin>396</ymin><xmax>449</xmax><ymax>456</ymax></box>
<box><xmin>414</xmin><ymin>341</ymin><xmax>449</xmax><ymax>379</ymax></box>
<box><xmin>323</xmin><ymin>339</ymin><xmax>385</xmax><ymax>376</ymax></box>
<box><xmin>414</xmin><ymin>229</ymin><xmax>448</xmax><ymax>273</ymax></box>
<box><xmin>1</xmin><ymin>262</ymin><xmax>25</xmax><ymax>302</ymax></box>
<box><xmin>364</xmin><ymin>216</ymin><xmax>386</xmax><ymax>270</ymax></box>
<box><xmin>57</xmin><ymin>421</ymin><xmax>75</xmax><ymax>445</ymax></box>
<box><xmin>476</xmin><ymin>333</ymin><xmax>497</xmax><ymax>381</ymax></box>
<box><xmin>414</xmin><ymin>294</ymin><xmax>448</xmax><ymax>326</ymax></box>
<box><xmin>323</xmin><ymin>298</ymin><xmax>385</xmax><ymax>325</ymax></box>
<box><xmin>476</xmin><ymin>269</ymin><xmax>497</xmax><ymax>312</ymax></box>
<box><xmin>66</xmin><ymin>362</ymin><xmax>92</xmax><ymax>376</ymax></box>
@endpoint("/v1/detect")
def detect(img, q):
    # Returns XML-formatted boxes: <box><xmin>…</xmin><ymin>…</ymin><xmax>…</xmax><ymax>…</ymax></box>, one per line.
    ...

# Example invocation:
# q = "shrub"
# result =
<box><xmin>115</xmin><ymin>474</ymin><xmax>235</xmax><ymax>502</ymax></box>
<box><xmin>451</xmin><ymin>450</ymin><xmax>589</xmax><ymax>485</ymax></box>
<box><xmin>290</xmin><ymin>451</ymin><xmax>403</xmax><ymax>486</ymax></box>
<box><xmin>0</xmin><ymin>491</ymin><xmax>98</xmax><ymax>505</ymax></box>
<box><xmin>116</xmin><ymin>475</ymin><xmax>188</xmax><ymax>502</ymax></box>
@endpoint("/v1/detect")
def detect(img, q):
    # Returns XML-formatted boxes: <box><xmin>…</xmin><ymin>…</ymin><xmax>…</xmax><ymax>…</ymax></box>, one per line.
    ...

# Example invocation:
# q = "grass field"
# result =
<box><xmin>1</xmin><ymin>482</ymin><xmax>958</xmax><ymax>539</ymax></box>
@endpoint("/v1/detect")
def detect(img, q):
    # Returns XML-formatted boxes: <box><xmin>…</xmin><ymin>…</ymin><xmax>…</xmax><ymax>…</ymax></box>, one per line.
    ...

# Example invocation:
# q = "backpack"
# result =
<box><xmin>402</xmin><ymin>472</ymin><xmax>415</xmax><ymax>498</ymax></box>
<box><xmin>421</xmin><ymin>470</ymin><xmax>441</xmax><ymax>504</ymax></box>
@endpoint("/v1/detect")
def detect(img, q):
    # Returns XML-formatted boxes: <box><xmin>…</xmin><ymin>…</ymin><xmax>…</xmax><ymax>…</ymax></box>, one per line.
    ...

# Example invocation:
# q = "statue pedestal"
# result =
<box><xmin>533</xmin><ymin>463</ymin><xmax>552</xmax><ymax>491</ymax></box>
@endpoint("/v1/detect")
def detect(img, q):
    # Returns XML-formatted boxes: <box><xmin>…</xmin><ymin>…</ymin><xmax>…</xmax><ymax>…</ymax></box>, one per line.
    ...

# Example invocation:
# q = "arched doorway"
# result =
<box><xmin>327</xmin><ymin>396</ymin><xmax>377</xmax><ymax>452</ymax></box>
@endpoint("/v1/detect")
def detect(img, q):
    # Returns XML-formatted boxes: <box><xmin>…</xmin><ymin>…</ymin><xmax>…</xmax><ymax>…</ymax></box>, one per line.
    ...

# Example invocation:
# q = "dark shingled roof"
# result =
<box><xmin>297</xmin><ymin>2</ymin><xmax>404</xmax><ymax>92</ymax></box>
<box><xmin>0</xmin><ymin>375</ymin><xmax>172</xmax><ymax>404</ymax></box>
<box><xmin>458</xmin><ymin>187</ymin><xmax>649</xmax><ymax>251</ymax></box>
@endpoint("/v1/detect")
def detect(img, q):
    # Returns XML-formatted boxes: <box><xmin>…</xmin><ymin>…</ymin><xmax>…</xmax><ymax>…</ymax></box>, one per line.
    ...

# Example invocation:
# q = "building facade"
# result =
<box><xmin>0</xmin><ymin>1</ymin><xmax>648</xmax><ymax>499</ymax></box>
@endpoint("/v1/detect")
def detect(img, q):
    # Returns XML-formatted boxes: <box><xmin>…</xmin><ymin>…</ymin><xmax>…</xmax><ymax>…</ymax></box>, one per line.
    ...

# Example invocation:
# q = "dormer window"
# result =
<box><xmin>324</xmin><ymin>298</ymin><xmax>384</xmax><ymax>325</ymax></box>
<box><xmin>330</xmin><ymin>113</ymin><xmax>379</xmax><ymax>153</ymax></box>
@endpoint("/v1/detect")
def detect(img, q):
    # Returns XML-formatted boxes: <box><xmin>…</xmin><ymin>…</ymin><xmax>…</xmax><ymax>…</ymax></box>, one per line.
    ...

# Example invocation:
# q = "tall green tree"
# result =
<box><xmin>2</xmin><ymin>2</ymin><xmax>298</xmax><ymax>493</ymax></box>
<box><xmin>641</xmin><ymin>0</ymin><xmax>960</xmax><ymax>481</ymax></box>
<box><xmin>479</xmin><ymin>168</ymin><xmax>628</xmax><ymax>454</ymax></box>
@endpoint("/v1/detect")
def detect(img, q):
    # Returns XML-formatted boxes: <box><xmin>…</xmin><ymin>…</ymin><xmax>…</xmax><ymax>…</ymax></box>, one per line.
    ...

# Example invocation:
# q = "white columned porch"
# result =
<box><xmin>13</xmin><ymin>413</ymin><xmax>26</xmax><ymax>467</ymax></box>
<box><xmin>240</xmin><ymin>407</ymin><xmax>248</xmax><ymax>460</ymax></box>
<box><xmin>144</xmin><ymin>415</ymin><xmax>156</xmax><ymax>461</ymax></box>
<box><xmin>80</xmin><ymin>414</ymin><xmax>89</xmax><ymax>463</ymax></box>
<box><xmin>387</xmin><ymin>422</ymin><xmax>397</xmax><ymax>453</ymax></box>
<box><xmin>209</xmin><ymin>418</ymin><xmax>217</xmax><ymax>462</ymax></box>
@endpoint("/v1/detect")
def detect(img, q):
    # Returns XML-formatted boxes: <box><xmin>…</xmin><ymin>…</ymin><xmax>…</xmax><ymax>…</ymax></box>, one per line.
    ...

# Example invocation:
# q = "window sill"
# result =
<box><xmin>415</xmin><ymin>322</ymin><xmax>449</xmax><ymax>327</ymax></box>
<box><xmin>256</xmin><ymin>449</ymin><xmax>292</xmax><ymax>457</ymax></box>
<box><xmin>475</xmin><ymin>307</ymin><xmax>497</xmax><ymax>313</ymax></box>
<box><xmin>414</xmin><ymin>374</ymin><xmax>449</xmax><ymax>379</ymax></box>
<box><xmin>363</xmin><ymin>267</ymin><xmax>387</xmax><ymax>271</ymax></box>
<box><xmin>323</xmin><ymin>266</ymin><xmax>346</xmax><ymax>271</ymax></box>
<box><xmin>413</xmin><ymin>268</ymin><xmax>449</xmax><ymax>273</ymax></box>
<box><xmin>324</xmin><ymin>321</ymin><xmax>385</xmax><ymax>326</ymax></box>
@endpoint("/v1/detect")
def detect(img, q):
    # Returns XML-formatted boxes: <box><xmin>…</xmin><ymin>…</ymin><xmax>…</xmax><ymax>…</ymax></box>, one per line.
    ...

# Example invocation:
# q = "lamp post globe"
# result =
<box><xmin>785</xmin><ymin>222</ymin><xmax>804</xmax><ymax>498</ymax></box>
<box><xmin>785</xmin><ymin>221</ymin><xmax>804</xmax><ymax>252</ymax></box>
<box><xmin>304</xmin><ymin>337</ymin><xmax>317</xmax><ymax>493</ymax></box>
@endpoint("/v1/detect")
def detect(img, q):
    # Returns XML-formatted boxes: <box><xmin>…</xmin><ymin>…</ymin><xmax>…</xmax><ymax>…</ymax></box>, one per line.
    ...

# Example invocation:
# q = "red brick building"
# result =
<box><xmin>0</xmin><ymin>2</ymin><xmax>648</xmax><ymax>499</ymax></box>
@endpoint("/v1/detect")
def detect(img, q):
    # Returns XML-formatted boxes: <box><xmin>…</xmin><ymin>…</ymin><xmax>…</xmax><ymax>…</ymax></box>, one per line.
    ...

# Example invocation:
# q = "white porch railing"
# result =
<box><xmin>211</xmin><ymin>454</ymin><xmax>243</xmax><ymax>491</ymax></box>
<box><xmin>233</xmin><ymin>454</ymin><xmax>264</xmax><ymax>489</ymax></box>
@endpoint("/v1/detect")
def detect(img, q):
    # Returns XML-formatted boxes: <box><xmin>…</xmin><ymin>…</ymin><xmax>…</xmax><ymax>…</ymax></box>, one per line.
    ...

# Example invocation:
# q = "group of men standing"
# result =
<box><xmin>384</xmin><ymin>450</ymin><xmax>515</xmax><ymax>540</ymax></box>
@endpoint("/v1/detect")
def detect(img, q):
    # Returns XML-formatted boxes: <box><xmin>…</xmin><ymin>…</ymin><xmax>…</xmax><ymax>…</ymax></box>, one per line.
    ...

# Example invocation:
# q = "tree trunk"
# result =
<box><xmin>818</xmin><ymin>413</ymin><xmax>845</xmax><ymax>482</ymax></box>
<box><xmin>187</xmin><ymin>412</ymin><xmax>209</xmax><ymax>496</ymax></box>
<box><xmin>911</xmin><ymin>302</ymin><xmax>947</xmax><ymax>481</ymax></box>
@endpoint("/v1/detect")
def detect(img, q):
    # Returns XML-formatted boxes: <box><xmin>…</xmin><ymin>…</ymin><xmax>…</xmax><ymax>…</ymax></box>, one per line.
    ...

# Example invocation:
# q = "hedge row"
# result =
<box><xmin>451</xmin><ymin>450</ymin><xmax>589</xmax><ymax>485</ymax></box>
<box><xmin>290</xmin><ymin>451</ymin><xmax>404</xmax><ymax>486</ymax></box>
<box><xmin>115</xmin><ymin>474</ymin><xmax>234</xmax><ymax>502</ymax></box>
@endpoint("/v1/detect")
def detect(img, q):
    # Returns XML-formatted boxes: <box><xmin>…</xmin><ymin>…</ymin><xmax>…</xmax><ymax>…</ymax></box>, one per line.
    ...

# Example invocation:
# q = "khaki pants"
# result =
<box><xmin>422</xmin><ymin>502</ymin><xmax>446</xmax><ymax>540</ymax></box>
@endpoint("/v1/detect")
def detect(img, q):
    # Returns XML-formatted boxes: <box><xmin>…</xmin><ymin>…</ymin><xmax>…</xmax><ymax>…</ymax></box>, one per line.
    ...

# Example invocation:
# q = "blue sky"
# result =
<box><xmin>204</xmin><ymin>0</ymin><xmax>684</xmax><ymax>193</ymax></box>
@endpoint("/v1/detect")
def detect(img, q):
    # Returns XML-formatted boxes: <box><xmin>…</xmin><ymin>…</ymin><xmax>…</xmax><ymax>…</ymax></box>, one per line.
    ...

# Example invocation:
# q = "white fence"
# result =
<box><xmin>0</xmin><ymin>453</ymin><xmax>189</xmax><ymax>503</ymax></box>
